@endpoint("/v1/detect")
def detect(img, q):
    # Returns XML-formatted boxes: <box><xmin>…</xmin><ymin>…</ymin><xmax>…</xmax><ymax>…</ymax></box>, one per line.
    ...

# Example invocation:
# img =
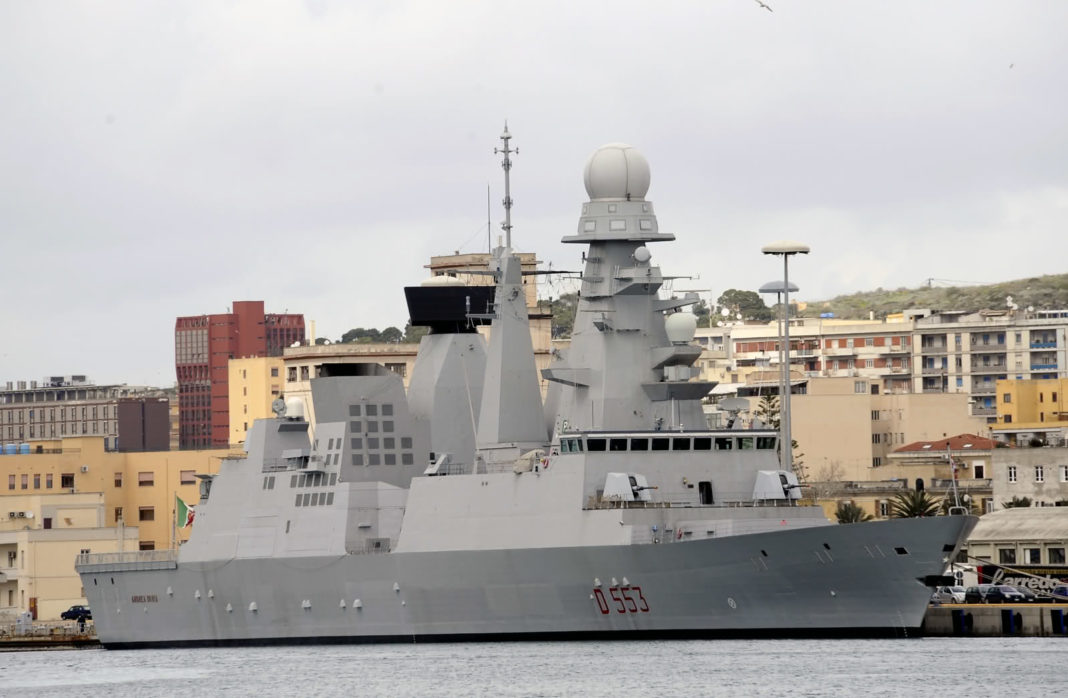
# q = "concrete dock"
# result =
<box><xmin>925</xmin><ymin>604</ymin><xmax>1068</xmax><ymax>637</ymax></box>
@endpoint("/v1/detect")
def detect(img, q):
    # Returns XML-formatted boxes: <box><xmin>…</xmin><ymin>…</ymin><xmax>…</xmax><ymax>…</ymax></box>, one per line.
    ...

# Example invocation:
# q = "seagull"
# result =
<box><xmin>754</xmin><ymin>0</ymin><xmax>773</xmax><ymax>11</ymax></box>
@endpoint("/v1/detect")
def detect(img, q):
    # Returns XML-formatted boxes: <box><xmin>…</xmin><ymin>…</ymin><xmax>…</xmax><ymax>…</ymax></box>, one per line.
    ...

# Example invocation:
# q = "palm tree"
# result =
<box><xmin>836</xmin><ymin>502</ymin><xmax>873</xmax><ymax>523</ymax></box>
<box><xmin>890</xmin><ymin>489</ymin><xmax>943</xmax><ymax>518</ymax></box>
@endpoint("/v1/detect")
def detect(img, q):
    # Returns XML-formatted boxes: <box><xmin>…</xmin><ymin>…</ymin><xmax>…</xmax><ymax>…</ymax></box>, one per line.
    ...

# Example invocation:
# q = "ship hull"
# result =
<box><xmin>79</xmin><ymin>515</ymin><xmax>974</xmax><ymax>648</ymax></box>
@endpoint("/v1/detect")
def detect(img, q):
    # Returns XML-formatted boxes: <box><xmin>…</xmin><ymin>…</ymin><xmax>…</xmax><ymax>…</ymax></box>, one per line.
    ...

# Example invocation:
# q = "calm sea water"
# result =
<box><xmin>0</xmin><ymin>638</ymin><xmax>1060</xmax><ymax>697</ymax></box>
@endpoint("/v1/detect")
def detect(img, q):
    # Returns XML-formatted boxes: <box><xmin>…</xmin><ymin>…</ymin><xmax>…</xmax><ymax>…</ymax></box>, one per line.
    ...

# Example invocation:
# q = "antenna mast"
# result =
<box><xmin>494</xmin><ymin>123</ymin><xmax>516</xmax><ymax>250</ymax></box>
<box><xmin>486</xmin><ymin>184</ymin><xmax>491</xmax><ymax>253</ymax></box>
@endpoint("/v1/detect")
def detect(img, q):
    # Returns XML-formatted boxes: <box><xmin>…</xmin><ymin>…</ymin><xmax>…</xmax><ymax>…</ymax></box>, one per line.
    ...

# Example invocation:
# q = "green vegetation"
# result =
<box><xmin>836</xmin><ymin>502</ymin><xmax>874</xmax><ymax>523</ymax></box>
<box><xmin>799</xmin><ymin>273</ymin><xmax>1068</xmax><ymax>320</ymax></box>
<box><xmin>1001</xmin><ymin>495</ymin><xmax>1033</xmax><ymax>509</ymax></box>
<box><xmin>890</xmin><ymin>489</ymin><xmax>943</xmax><ymax>518</ymax></box>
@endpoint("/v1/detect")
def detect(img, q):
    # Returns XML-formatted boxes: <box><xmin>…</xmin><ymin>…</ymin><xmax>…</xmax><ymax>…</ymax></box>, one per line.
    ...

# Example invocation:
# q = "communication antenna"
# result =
<box><xmin>494</xmin><ymin>123</ymin><xmax>517</xmax><ymax>250</ymax></box>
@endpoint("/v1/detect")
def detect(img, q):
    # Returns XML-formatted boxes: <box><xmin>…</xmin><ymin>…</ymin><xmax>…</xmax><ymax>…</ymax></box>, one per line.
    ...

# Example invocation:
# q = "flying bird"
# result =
<box><xmin>754</xmin><ymin>0</ymin><xmax>773</xmax><ymax>11</ymax></box>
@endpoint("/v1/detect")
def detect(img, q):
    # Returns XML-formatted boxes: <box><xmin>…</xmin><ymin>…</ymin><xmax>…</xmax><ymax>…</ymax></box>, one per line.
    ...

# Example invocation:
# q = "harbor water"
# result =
<box><xmin>0</xmin><ymin>638</ymin><xmax>1059</xmax><ymax>697</ymax></box>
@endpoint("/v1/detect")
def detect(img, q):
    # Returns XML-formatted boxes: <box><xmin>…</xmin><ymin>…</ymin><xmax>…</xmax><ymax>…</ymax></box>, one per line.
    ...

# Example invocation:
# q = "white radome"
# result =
<box><xmin>284</xmin><ymin>397</ymin><xmax>305</xmax><ymax>420</ymax></box>
<box><xmin>584</xmin><ymin>143</ymin><xmax>651</xmax><ymax>201</ymax></box>
<box><xmin>664</xmin><ymin>312</ymin><xmax>698</xmax><ymax>345</ymax></box>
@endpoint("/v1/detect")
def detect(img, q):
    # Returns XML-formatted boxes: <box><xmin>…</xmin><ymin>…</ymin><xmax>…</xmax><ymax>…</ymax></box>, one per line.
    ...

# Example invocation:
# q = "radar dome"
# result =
<box><xmin>421</xmin><ymin>275</ymin><xmax>465</xmax><ymax>287</ymax></box>
<box><xmin>665</xmin><ymin>312</ymin><xmax>698</xmax><ymax>345</ymax></box>
<box><xmin>284</xmin><ymin>397</ymin><xmax>305</xmax><ymax>420</ymax></box>
<box><xmin>583</xmin><ymin>143</ymin><xmax>650</xmax><ymax>201</ymax></box>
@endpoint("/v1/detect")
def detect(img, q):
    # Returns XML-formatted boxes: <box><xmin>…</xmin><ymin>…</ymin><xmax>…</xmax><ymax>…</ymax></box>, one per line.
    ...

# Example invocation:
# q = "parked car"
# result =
<box><xmin>964</xmin><ymin>584</ymin><xmax>1026</xmax><ymax>604</ymax></box>
<box><xmin>60</xmin><ymin>604</ymin><xmax>91</xmax><ymax>622</ymax></box>
<box><xmin>1014</xmin><ymin>586</ymin><xmax>1041</xmax><ymax>603</ymax></box>
<box><xmin>931</xmin><ymin>586</ymin><xmax>966</xmax><ymax>604</ymax></box>
<box><xmin>1050</xmin><ymin>585</ymin><xmax>1068</xmax><ymax>602</ymax></box>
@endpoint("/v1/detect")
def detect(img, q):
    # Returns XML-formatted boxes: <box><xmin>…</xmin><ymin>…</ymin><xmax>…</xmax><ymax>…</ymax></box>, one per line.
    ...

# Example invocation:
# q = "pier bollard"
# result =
<box><xmin>1052</xmin><ymin>609</ymin><xmax>1065</xmax><ymax>635</ymax></box>
<box><xmin>951</xmin><ymin>609</ymin><xmax>968</xmax><ymax>635</ymax></box>
<box><xmin>1001</xmin><ymin>609</ymin><xmax>1020</xmax><ymax>635</ymax></box>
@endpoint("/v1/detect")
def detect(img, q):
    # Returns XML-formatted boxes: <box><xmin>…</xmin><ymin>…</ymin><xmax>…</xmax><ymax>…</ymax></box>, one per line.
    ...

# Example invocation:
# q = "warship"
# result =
<box><xmin>77</xmin><ymin>131</ymin><xmax>976</xmax><ymax>647</ymax></box>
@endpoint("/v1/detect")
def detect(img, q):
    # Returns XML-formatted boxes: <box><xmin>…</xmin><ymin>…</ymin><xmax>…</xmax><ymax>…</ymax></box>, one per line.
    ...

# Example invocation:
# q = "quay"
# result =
<box><xmin>0</xmin><ymin>621</ymin><xmax>99</xmax><ymax>651</ymax></box>
<box><xmin>925</xmin><ymin>604</ymin><xmax>1068</xmax><ymax>637</ymax></box>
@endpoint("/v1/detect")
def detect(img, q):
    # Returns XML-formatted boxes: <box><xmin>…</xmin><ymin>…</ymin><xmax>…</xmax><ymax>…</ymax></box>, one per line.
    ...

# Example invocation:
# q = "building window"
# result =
<box><xmin>872</xmin><ymin>434</ymin><xmax>881</xmax><ymax>444</ymax></box>
<box><xmin>61</xmin><ymin>473</ymin><xmax>74</xmax><ymax>488</ymax></box>
<box><xmin>973</xmin><ymin>464</ymin><xmax>985</xmax><ymax>479</ymax></box>
<box><xmin>1061</xmin><ymin>464</ymin><xmax>1068</xmax><ymax>483</ymax></box>
<box><xmin>271</xmin><ymin>367</ymin><xmax>279</xmax><ymax>377</ymax></box>
<box><xmin>139</xmin><ymin>541</ymin><xmax>155</xmax><ymax>551</ymax></box>
<box><xmin>287</xmin><ymin>367</ymin><xmax>297</xmax><ymax>381</ymax></box>
<box><xmin>7</xmin><ymin>475</ymin><xmax>13</xmax><ymax>490</ymax></box>
<box><xmin>1035</xmin><ymin>465</ymin><xmax>1045</xmax><ymax>483</ymax></box>
<box><xmin>138</xmin><ymin>472</ymin><xmax>155</xmax><ymax>487</ymax></box>
<box><xmin>871</xmin><ymin>410</ymin><xmax>880</xmax><ymax>421</ymax></box>
<box><xmin>45</xmin><ymin>474</ymin><xmax>52</xmax><ymax>488</ymax></box>
<box><xmin>115</xmin><ymin>507</ymin><xmax>123</xmax><ymax>522</ymax></box>
<box><xmin>1050</xmin><ymin>548</ymin><xmax>1066</xmax><ymax>565</ymax></box>
<box><xmin>180</xmin><ymin>470</ymin><xmax>196</xmax><ymax>485</ymax></box>
<box><xmin>300</xmin><ymin>366</ymin><xmax>310</xmax><ymax>380</ymax></box>
<box><xmin>998</xmin><ymin>548</ymin><xmax>1017</xmax><ymax>564</ymax></box>
<box><xmin>1025</xmin><ymin>548</ymin><xmax>1041</xmax><ymax>564</ymax></box>
<box><xmin>878</xmin><ymin>501</ymin><xmax>889</xmax><ymax>517</ymax></box>
<box><xmin>138</xmin><ymin>506</ymin><xmax>155</xmax><ymax>521</ymax></box>
<box><xmin>1003</xmin><ymin>393</ymin><xmax>1011</xmax><ymax>403</ymax></box>
<box><xmin>872</xmin><ymin>457</ymin><xmax>882</xmax><ymax>467</ymax></box>
<box><xmin>854</xmin><ymin>381</ymin><xmax>866</xmax><ymax>394</ymax></box>
<box><xmin>1007</xmin><ymin>465</ymin><xmax>1017</xmax><ymax>483</ymax></box>
<box><xmin>33</xmin><ymin>474</ymin><xmax>40</xmax><ymax>489</ymax></box>
<box><xmin>114</xmin><ymin>473</ymin><xmax>123</xmax><ymax>487</ymax></box>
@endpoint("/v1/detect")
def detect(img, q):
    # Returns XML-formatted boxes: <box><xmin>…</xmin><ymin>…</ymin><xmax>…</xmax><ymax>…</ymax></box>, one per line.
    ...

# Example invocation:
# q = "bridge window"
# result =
<box><xmin>693</xmin><ymin>437</ymin><xmax>712</xmax><ymax>450</ymax></box>
<box><xmin>756</xmin><ymin>437</ymin><xmax>777</xmax><ymax>450</ymax></box>
<box><xmin>629</xmin><ymin>438</ymin><xmax>649</xmax><ymax>451</ymax></box>
<box><xmin>651</xmin><ymin>438</ymin><xmax>669</xmax><ymax>451</ymax></box>
<box><xmin>714</xmin><ymin>437</ymin><xmax>733</xmax><ymax>450</ymax></box>
<box><xmin>586</xmin><ymin>439</ymin><xmax>606</xmax><ymax>452</ymax></box>
<box><xmin>739</xmin><ymin>437</ymin><xmax>755</xmax><ymax>450</ymax></box>
<box><xmin>609</xmin><ymin>438</ymin><xmax>628</xmax><ymax>451</ymax></box>
<box><xmin>672</xmin><ymin>438</ymin><xmax>690</xmax><ymax>451</ymax></box>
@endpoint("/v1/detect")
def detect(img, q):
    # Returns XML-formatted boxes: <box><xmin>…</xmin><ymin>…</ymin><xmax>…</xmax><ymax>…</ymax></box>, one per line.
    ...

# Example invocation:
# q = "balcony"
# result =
<box><xmin>971</xmin><ymin>385</ymin><xmax>996</xmax><ymax>395</ymax></box>
<box><xmin>920</xmin><ymin>343</ymin><xmax>948</xmax><ymax>355</ymax></box>
<box><xmin>971</xmin><ymin>406</ymin><xmax>996</xmax><ymax>416</ymax></box>
<box><xmin>971</xmin><ymin>364</ymin><xmax>1007</xmax><ymax>374</ymax></box>
<box><xmin>921</xmin><ymin>366</ymin><xmax>948</xmax><ymax>375</ymax></box>
<box><xmin>970</xmin><ymin>343</ymin><xmax>1007</xmax><ymax>353</ymax></box>
<box><xmin>1031</xmin><ymin>364</ymin><xmax>1058</xmax><ymax>371</ymax></box>
<box><xmin>1031</xmin><ymin>341</ymin><xmax>1058</xmax><ymax>349</ymax></box>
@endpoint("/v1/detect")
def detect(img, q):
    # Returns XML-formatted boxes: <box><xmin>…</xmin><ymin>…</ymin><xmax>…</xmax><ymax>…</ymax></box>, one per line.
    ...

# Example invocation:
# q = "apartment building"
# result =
<box><xmin>228</xmin><ymin>357</ymin><xmax>285</xmax><ymax>446</ymax></box>
<box><xmin>0</xmin><ymin>376</ymin><xmax>170</xmax><ymax>452</ymax></box>
<box><xmin>0</xmin><ymin>435</ymin><xmax>227</xmax><ymax>619</ymax></box>
<box><xmin>176</xmin><ymin>301</ymin><xmax>304</xmax><ymax>449</ymax></box>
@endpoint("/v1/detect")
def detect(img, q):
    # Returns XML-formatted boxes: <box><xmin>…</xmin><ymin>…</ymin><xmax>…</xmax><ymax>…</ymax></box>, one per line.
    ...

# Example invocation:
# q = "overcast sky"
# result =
<box><xmin>2</xmin><ymin>1</ymin><xmax>1066</xmax><ymax>387</ymax></box>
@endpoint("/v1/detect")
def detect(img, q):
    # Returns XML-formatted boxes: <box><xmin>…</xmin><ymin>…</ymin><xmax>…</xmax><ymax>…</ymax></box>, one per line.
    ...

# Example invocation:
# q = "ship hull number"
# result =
<box><xmin>593</xmin><ymin>586</ymin><xmax>650</xmax><ymax>614</ymax></box>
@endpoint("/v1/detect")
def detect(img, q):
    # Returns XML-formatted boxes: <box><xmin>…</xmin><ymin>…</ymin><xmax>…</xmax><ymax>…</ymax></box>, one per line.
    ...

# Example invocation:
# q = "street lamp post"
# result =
<box><xmin>760</xmin><ymin>241</ymin><xmax>810</xmax><ymax>475</ymax></box>
<box><xmin>758</xmin><ymin>279</ymin><xmax>799</xmax><ymax>431</ymax></box>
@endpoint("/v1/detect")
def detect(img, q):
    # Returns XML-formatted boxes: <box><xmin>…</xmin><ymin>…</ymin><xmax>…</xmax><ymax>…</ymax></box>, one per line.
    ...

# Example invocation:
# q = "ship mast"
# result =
<box><xmin>494</xmin><ymin>123</ymin><xmax>516</xmax><ymax>250</ymax></box>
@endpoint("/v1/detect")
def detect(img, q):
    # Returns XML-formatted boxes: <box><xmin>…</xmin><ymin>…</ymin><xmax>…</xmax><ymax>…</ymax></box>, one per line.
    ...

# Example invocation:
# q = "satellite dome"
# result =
<box><xmin>665</xmin><ymin>312</ymin><xmax>698</xmax><ymax>345</ymax></box>
<box><xmin>284</xmin><ymin>397</ymin><xmax>305</xmax><ymax>420</ymax></box>
<box><xmin>583</xmin><ymin>143</ymin><xmax>650</xmax><ymax>201</ymax></box>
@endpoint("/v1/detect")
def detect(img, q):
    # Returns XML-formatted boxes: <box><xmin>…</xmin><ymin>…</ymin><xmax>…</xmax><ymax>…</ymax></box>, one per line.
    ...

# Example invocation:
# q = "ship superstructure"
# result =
<box><xmin>77</xmin><ymin>133</ymin><xmax>976</xmax><ymax>647</ymax></box>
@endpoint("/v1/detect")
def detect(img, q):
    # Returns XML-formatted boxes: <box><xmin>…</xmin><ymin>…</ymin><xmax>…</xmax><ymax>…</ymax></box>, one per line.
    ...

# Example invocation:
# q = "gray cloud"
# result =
<box><xmin>2</xmin><ymin>1</ymin><xmax>1065</xmax><ymax>385</ymax></box>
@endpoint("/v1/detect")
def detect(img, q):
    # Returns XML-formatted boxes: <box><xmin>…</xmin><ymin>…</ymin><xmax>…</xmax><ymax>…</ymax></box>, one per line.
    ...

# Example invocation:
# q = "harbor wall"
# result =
<box><xmin>925</xmin><ymin>605</ymin><xmax>1068</xmax><ymax>637</ymax></box>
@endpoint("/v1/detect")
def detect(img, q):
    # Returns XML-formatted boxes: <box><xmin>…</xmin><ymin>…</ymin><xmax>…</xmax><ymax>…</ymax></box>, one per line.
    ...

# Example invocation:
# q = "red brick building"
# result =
<box><xmin>175</xmin><ymin>301</ymin><xmax>304</xmax><ymax>449</ymax></box>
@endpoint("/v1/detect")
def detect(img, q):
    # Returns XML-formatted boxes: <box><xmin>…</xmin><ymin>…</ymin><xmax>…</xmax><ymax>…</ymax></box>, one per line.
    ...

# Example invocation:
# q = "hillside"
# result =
<box><xmin>799</xmin><ymin>273</ymin><xmax>1068</xmax><ymax>320</ymax></box>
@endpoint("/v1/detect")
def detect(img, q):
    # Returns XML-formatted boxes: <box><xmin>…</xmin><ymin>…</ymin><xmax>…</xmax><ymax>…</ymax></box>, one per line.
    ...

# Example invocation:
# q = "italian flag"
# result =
<box><xmin>176</xmin><ymin>494</ymin><xmax>196</xmax><ymax>529</ymax></box>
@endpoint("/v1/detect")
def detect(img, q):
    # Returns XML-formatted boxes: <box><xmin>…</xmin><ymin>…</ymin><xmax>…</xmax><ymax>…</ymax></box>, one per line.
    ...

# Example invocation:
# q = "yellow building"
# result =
<box><xmin>0</xmin><ymin>491</ymin><xmax>139</xmax><ymax>620</ymax></box>
<box><xmin>228</xmin><ymin>356</ymin><xmax>285</xmax><ymax>446</ymax></box>
<box><xmin>992</xmin><ymin>378</ymin><xmax>1068</xmax><ymax>446</ymax></box>
<box><xmin>790</xmin><ymin>377</ymin><xmax>986</xmax><ymax>482</ymax></box>
<box><xmin>0</xmin><ymin>435</ymin><xmax>228</xmax><ymax>619</ymax></box>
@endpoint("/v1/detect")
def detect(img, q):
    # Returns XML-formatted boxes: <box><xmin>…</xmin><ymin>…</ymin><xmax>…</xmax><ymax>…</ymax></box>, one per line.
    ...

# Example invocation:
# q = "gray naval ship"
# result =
<box><xmin>77</xmin><ymin>132</ymin><xmax>977</xmax><ymax>647</ymax></box>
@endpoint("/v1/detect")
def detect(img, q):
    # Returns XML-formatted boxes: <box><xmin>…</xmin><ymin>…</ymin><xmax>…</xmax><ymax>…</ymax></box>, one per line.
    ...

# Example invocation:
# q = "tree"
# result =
<box><xmin>754</xmin><ymin>394</ymin><xmax>780</xmax><ymax>430</ymax></box>
<box><xmin>890</xmin><ymin>489</ymin><xmax>943</xmax><ymax>518</ymax></box>
<box><xmin>716</xmin><ymin>289</ymin><xmax>774</xmax><ymax>323</ymax></box>
<box><xmin>379</xmin><ymin>326</ymin><xmax>404</xmax><ymax>343</ymax></box>
<box><xmin>403</xmin><ymin>321</ymin><xmax>429</xmax><ymax>343</ymax></box>
<box><xmin>836</xmin><ymin>502</ymin><xmax>873</xmax><ymax>523</ymax></box>
<box><xmin>539</xmin><ymin>292</ymin><xmax>578</xmax><ymax>338</ymax></box>
<box><xmin>340</xmin><ymin>327</ymin><xmax>382</xmax><ymax>344</ymax></box>
<box><xmin>691</xmin><ymin>299</ymin><xmax>710</xmax><ymax>327</ymax></box>
<box><xmin>1002</xmin><ymin>495</ymin><xmax>1033</xmax><ymax>509</ymax></box>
